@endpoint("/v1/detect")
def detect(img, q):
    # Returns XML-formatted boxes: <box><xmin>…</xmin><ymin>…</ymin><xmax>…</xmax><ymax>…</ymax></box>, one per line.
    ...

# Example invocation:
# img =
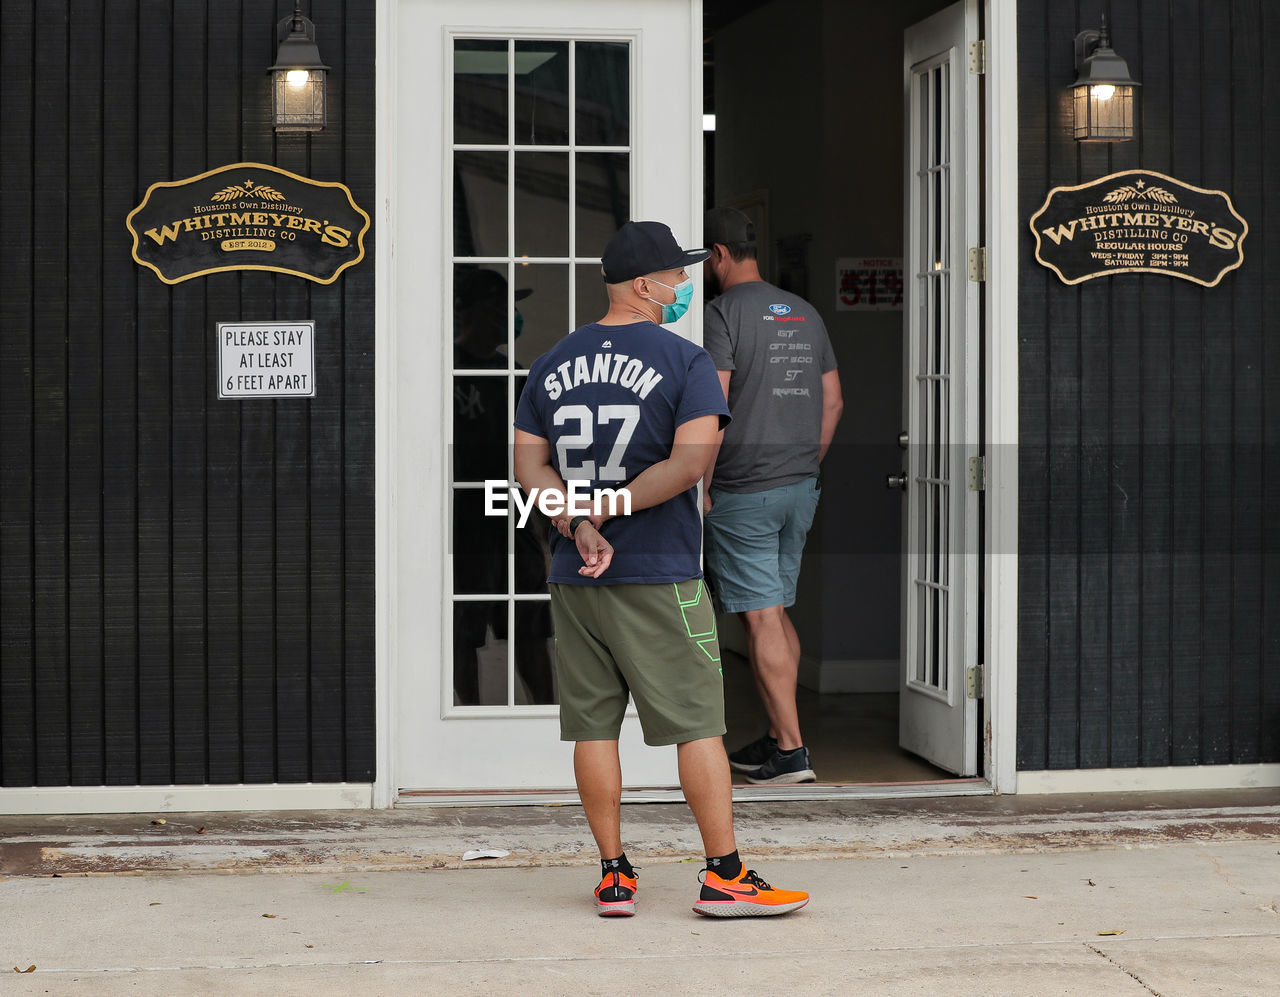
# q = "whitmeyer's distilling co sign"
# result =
<box><xmin>126</xmin><ymin>162</ymin><xmax>370</xmax><ymax>285</ymax></box>
<box><xmin>1030</xmin><ymin>169</ymin><xmax>1247</xmax><ymax>287</ymax></box>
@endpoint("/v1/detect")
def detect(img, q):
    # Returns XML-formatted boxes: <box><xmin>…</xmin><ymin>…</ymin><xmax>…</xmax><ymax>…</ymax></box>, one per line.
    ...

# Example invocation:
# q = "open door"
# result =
<box><xmin>894</xmin><ymin>0</ymin><xmax>981</xmax><ymax>776</ymax></box>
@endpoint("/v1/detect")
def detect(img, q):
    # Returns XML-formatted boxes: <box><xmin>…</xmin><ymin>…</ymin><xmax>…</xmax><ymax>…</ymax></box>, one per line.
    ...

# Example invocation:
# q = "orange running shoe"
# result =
<box><xmin>692</xmin><ymin>867</ymin><xmax>808</xmax><ymax>917</ymax></box>
<box><xmin>594</xmin><ymin>870</ymin><xmax>638</xmax><ymax>917</ymax></box>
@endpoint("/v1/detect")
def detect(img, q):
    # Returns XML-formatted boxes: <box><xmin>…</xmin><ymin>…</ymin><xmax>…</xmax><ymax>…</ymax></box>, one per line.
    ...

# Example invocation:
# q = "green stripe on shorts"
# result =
<box><xmin>675</xmin><ymin>580</ymin><xmax>720</xmax><ymax>666</ymax></box>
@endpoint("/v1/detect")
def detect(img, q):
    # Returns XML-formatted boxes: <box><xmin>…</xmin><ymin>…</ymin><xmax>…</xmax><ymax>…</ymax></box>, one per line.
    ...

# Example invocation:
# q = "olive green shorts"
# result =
<box><xmin>548</xmin><ymin>579</ymin><xmax>726</xmax><ymax>746</ymax></box>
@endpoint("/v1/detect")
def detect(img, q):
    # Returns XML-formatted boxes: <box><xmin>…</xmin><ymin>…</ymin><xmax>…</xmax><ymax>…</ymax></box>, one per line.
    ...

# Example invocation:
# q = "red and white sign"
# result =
<box><xmin>836</xmin><ymin>257</ymin><xmax>904</xmax><ymax>312</ymax></box>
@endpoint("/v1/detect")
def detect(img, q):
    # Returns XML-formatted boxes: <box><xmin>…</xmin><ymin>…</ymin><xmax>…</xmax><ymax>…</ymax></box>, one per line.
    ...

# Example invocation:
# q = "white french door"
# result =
<box><xmin>390</xmin><ymin>0</ymin><xmax>701</xmax><ymax>793</ymax></box>
<box><xmin>897</xmin><ymin>0</ymin><xmax>981</xmax><ymax>776</ymax></box>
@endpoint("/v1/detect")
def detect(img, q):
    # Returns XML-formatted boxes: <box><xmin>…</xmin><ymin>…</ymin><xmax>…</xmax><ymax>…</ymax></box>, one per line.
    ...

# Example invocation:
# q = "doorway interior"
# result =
<box><xmin>705</xmin><ymin>0</ymin><xmax>978</xmax><ymax>787</ymax></box>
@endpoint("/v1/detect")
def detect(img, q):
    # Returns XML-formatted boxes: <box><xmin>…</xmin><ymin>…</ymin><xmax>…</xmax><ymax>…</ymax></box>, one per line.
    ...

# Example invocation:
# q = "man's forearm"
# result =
<box><xmin>514</xmin><ymin>460</ymin><xmax>568</xmax><ymax>502</ymax></box>
<box><xmin>819</xmin><ymin>407</ymin><xmax>841</xmax><ymax>462</ymax></box>
<box><xmin>700</xmin><ymin>431</ymin><xmax>725</xmax><ymax>496</ymax></box>
<box><xmin>819</xmin><ymin>370</ymin><xmax>844</xmax><ymax>463</ymax></box>
<box><xmin>617</xmin><ymin>444</ymin><xmax>715</xmax><ymax>514</ymax></box>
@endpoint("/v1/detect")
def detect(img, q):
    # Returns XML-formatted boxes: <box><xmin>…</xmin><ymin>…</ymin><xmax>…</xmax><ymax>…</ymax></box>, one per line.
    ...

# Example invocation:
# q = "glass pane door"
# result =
<box><xmin>899</xmin><ymin>0</ymin><xmax>980</xmax><ymax>777</ymax></box>
<box><xmin>909</xmin><ymin>55</ymin><xmax>952</xmax><ymax>698</ymax></box>
<box><xmin>450</xmin><ymin>38</ymin><xmax>631</xmax><ymax>709</ymax></box>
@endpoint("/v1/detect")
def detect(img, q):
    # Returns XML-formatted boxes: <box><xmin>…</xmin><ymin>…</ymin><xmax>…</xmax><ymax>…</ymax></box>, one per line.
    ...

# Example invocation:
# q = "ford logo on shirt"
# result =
<box><xmin>769</xmin><ymin>303</ymin><xmax>791</xmax><ymax>315</ymax></box>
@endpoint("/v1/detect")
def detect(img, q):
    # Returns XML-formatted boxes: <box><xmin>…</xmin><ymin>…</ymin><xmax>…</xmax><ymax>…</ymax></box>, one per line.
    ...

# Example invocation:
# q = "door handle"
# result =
<box><xmin>898</xmin><ymin>431</ymin><xmax>909</xmax><ymax>450</ymax></box>
<box><xmin>886</xmin><ymin>473</ymin><xmax>909</xmax><ymax>491</ymax></box>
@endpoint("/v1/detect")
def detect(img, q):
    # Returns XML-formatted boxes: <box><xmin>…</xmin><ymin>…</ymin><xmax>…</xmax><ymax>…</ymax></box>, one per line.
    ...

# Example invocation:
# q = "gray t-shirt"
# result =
<box><xmin>703</xmin><ymin>280</ymin><xmax>837</xmax><ymax>493</ymax></box>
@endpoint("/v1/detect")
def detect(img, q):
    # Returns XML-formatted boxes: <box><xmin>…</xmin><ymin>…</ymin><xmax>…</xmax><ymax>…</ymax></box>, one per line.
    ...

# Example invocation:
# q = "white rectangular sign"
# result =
<box><xmin>836</xmin><ymin>257</ymin><xmax>904</xmax><ymax>311</ymax></box>
<box><xmin>217</xmin><ymin>321</ymin><xmax>316</xmax><ymax>398</ymax></box>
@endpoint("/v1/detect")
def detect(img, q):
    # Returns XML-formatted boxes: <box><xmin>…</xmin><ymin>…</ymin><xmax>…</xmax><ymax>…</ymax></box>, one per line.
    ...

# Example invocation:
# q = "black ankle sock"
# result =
<box><xmin>601</xmin><ymin>854</ymin><xmax>634</xmax><ymax>879</ymax></box>
<box><xmin>778</xmin><ymin>745</ymin><xmax>806</xmax><ymax>756</ymax></box>
<box><xmin>706</xmin><ymin>849</ymin><xmax>742</xmax><ymax>881</ymax></box>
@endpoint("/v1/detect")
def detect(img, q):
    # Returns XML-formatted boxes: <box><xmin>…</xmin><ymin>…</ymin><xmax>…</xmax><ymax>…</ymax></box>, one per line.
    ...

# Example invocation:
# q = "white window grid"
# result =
<box><xmin>448</xmin><ymin>36</ymin><xmax>633</xmax><ymax>710</ymax></box>
<box><xmin>912</xmin><ymin>54</ymin><xmax>952</xmax><ymax>695</ymax></box>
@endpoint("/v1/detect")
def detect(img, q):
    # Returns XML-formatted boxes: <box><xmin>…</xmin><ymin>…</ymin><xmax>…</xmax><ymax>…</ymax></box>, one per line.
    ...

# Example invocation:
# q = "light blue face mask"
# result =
<box><xmin>646</xmin><ymin>276</ymin><xmax>694</xmax><ymax>323</ymax></box>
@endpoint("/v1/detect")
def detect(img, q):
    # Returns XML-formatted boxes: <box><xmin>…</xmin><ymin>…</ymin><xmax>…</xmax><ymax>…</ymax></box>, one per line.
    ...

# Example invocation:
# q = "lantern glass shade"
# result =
<box><xmin>273</xmin><ymin>68</ymin><xmax>327</xmax><ymax>132</ymax></box>
<box><xmin>1071</xmin><ymin>21</ymin><xmax>1139</xmax><ymax>143</ymax></box>
<box><xmin>1073</xmin><ymin>82</ymin><xmax>1135</xmax><ymax>141</ymax></box>
<box><xmin>270</xmin><ymin>9</ymin><xmax>328</xmax><ymax>133</ymax></box>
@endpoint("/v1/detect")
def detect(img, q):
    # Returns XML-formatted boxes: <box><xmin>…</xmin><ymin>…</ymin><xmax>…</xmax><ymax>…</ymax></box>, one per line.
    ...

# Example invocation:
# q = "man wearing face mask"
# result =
<box><xmin>700</xmin><ymin>206</ymin><xmax>843</xmax><ymax>785</ymax></box>
<box><xmin>514</xmin><ymin>220</ymin><xmax>809</xmax><ymax>919</ymax></box>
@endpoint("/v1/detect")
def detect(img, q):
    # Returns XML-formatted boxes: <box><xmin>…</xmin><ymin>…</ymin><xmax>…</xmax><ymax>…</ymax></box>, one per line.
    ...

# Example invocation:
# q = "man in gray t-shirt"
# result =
<box><xmin>700</xmin><ymin>207</ymin><xmax>844</xmax><ymax>785</ymax></box>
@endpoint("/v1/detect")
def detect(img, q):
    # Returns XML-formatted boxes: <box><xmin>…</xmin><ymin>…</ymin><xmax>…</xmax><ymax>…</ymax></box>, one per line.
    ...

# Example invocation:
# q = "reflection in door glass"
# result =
<box><xmin>515</xmin><ymin>634</ymin><xmax>557</xmax><ymax>705</ymax></box>
<box><xmin>576</xmin><ymin>153</ymin><xmax>630</xmax><ymax>259</ymax></box>
<box><xmin>454</xmin><ymin>39</ymin><xmax>508</xmax><ymax>144</ymax></box>
<box><xmin>514</xmin><ymin>507</ymin><xmax>556</xmax><ymax>705</ymax></box>
<box><xmin>452</xmin><ymin>488</ymin><xmax>508</xmax><ymax>593</ymax></box>
<box><xmin>576</xmin><ymin>42</ymin><xmax>630</xmax><ymax>145</ymax></box>
<box><xmin>513</xmin><ymin>265</ymin><xmax>571</xmax><ymax>366</ymax></box>
<box><xmin>451</xmin><ymin>37</ymin><xmax>631</xmax><ymax>712</ymax></box>
<box><xmin>515</xmin><ymin>152</ymin><xmax>570</xmax><ymax>257</ymax></box>
<box><xmin>514</xmin><ymin>41</ymin><xmax>570</xmax><ymax>145</ymax></box>
<box><xmin>453</xmin><ymin>600</ymin><xmax>508</xmax><ymax>706</ymax></box>
<box><xmin>454</xmin><ymin>152</ymin><xmax>508</xmax><ymax>257</ymax></box>
<box><xmin>454</xmin><ymin>263</ymin><xmax>516</xmax><ymax>367</ymax></box>
<box><xmin>453</xmin><ymin>376</ymin><xmax>509</xmax><ymax>481</ymax></box>
<box><xmin>576</xmin><ymin>263</ymin><xmax>607</xmax><ymax>327</ymax></box>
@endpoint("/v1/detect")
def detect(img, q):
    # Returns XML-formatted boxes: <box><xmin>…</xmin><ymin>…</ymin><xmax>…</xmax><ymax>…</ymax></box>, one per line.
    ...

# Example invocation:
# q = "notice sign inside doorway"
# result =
<box><xmin>836</xmin><ymin>257</ymin><xmax>904</xmax><ymax>311</ymax></box>
<box><xmin>218</xmin><ymin>321</ymin><xmax>316</xmax><ymax>399</ymax></box>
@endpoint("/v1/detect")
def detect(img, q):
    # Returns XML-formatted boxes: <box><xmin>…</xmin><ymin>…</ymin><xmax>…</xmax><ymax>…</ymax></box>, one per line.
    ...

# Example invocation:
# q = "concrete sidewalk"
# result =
<box><xmin>2</xmin><ymin>789</ymin><xmax>1279</xmax><ymax>875</ymax></box>
<box><xmin>2</xmin><ymin>790</ymin><xmax>1278</xmax><ymax>994</ymax></box>
<box><xmin>4</xmin><ymin>842</ymin><xmax>1278</xmax><ymax>994</ymax></box>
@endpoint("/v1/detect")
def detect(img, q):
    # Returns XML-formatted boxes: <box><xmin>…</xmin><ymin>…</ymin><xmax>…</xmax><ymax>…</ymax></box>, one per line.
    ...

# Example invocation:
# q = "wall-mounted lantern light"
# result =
<box><xmin>1072</xmin><ymin>14</ymin><xmax>1139</xmax><ymax>142</ymax></box>
<box><xmin>270</xmin><ymin>4</ymin><xmax>328</xmax><ymax>133</ymax></box>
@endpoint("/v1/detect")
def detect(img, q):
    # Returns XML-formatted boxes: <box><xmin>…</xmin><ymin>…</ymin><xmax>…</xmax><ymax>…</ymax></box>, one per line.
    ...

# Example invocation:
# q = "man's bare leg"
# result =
<box><xmin>677</xmin><ymin>736</ymin><xmax>736</xmax><ymax>857</ymax></box>
<box><xmin>740</xmin><ymin>605</ymin><xmax>803</xmax><ymax>750</ymax></box>
<box><xmin>574</xmin><ymin>740</ymin><xmax>623</xmax><ymax>858</ymax></box>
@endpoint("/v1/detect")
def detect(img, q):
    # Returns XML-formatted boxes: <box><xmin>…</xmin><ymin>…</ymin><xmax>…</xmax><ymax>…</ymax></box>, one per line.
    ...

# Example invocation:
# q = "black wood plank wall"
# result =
<box><xmin>1018</xmin><ymin>0</ymin><xmax>1279</xmax><ymax>769</ymax></box>
<box><xmin>0</xmin><ymin>1</ymin><xmax>375</xmax><ymax>787</ymax></box>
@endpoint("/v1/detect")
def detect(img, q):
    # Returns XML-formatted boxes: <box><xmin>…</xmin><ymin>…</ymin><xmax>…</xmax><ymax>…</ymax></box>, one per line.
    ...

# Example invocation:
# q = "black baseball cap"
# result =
<box><xmin>704</xmin><ymin>206</ymin><xmax>756</xmax><ymax>249</ymax></box>
<box><xmin>601</xmin><ymin>221</ymin><xmax>711</xmax><ymax>283</ymax></box>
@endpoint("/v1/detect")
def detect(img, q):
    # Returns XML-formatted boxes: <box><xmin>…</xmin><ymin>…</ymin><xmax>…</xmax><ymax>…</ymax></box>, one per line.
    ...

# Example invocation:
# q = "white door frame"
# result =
<box><xmin>372</xmin><ymin>0</ymin><xmax>1020</xmax><ymax>807</ymax></box>
<box><xmin>375</xmin><ymin>0</ymin><xmax>704</xmax><ymax>801</ymax></box>
<box><xmin>374</xmin><ymin>0</ymin><xmax>399</xmax><ymax>808</ymax></box>
<box><xmin>983</xmin><ymin>0</ymin><xmax>1019</xmax><ymax>794</ymax></box>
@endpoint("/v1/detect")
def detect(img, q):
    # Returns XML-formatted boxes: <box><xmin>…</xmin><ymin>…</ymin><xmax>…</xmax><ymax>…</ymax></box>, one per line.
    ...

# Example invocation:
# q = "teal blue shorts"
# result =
<box><xmin>703</xmin><ymin>477</ymin><xmax>821</xmax><ymax>613</ymax></box>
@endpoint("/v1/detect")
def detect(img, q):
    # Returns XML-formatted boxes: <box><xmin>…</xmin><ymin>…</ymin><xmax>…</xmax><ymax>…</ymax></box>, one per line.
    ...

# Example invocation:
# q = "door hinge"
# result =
<box><xmin>966</xmin><ymin>664</ymin><xmax>984</xmax><ymax>699</ymax></box>
<box><xmin>967</xmin><ymin>246</ymin><xmax>987</xmax><ymax>282</ymax></box>
<box><xmin>968</xmin><ymin>455</ymin><xmax>986</xmax><ymax>491</ymax></box>
<box><xmin>969</xmin><ymin>40</ymin><xmax>986</xmax><ymax>74</ymax></box>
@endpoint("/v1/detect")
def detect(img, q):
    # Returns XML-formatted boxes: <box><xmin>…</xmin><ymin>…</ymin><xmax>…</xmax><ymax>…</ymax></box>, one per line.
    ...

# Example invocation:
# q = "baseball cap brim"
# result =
<box><xmin>665</xmin><ymin>247</ymin><xmax>711</xmax><ymax>270</ymax></box>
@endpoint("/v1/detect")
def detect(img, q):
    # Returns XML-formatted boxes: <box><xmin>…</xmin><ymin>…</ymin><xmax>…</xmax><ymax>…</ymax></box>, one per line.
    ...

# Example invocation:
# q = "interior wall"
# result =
<box><xmin>712</xmin><ymin>0</ymin><xmax>954</xmax><ymax>685</ymax></box>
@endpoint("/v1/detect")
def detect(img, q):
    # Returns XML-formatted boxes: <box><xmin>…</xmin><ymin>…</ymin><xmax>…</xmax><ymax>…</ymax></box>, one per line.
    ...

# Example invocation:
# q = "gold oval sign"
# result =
<box><xmin>1029</xmin><ymin>169</ymin><xmax>1248</xmax><ymax>287</ymax></box>
<box><xmin>126</xmin><ymin>162</ymin><xmax>371</xmax><ymax>285</ymax></box>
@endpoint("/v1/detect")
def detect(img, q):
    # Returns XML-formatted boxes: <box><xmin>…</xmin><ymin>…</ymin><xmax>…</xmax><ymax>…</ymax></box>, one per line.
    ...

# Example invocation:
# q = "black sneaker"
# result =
<box><xmin>745</xmin><ymin>746</ymin><xmax>816</xmax><ymax>785</ymax></box>
<box><xmin>727</xmin><ymin>732</ymin><xmax>777</xmax><ymax>773</ymax></box>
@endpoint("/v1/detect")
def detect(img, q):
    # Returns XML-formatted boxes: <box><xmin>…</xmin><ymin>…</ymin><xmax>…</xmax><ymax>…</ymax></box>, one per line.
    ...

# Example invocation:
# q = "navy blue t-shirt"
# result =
<box><xmin>514</xmin><ymin>321</ymin><xmax>730</xmax><ymax>585</ymax></box>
